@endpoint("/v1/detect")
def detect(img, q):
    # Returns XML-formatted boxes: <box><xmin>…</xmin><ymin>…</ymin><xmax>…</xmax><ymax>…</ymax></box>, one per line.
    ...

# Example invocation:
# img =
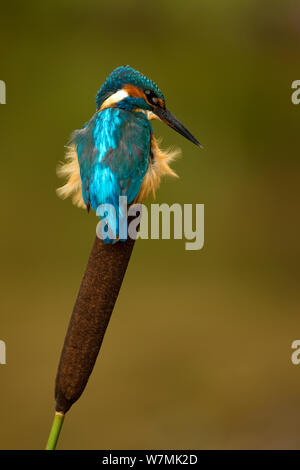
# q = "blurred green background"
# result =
<box><xmin>1</xmin><ymin>0</ymin><xmax>300</xmax><ymax>450</ymax></box>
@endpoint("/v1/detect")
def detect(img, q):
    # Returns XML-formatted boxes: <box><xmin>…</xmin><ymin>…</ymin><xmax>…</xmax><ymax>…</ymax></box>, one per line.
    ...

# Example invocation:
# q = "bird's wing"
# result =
<box><xmin>72</xmin><ymin>108</ymin><xmax>151</xmax><ymax>211</ymax></box>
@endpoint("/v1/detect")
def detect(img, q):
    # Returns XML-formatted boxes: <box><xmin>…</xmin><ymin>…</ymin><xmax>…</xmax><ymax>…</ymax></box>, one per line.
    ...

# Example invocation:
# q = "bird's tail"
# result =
<box><xmin>96</xmin><ymin>196</ymin><xmax>129</xmax><ymax>244</ymax></box>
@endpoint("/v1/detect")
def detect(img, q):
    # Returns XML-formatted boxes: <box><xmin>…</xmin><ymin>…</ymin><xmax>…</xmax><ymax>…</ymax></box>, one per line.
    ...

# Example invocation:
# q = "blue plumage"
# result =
<box><xmin>71</xmin><ymin>107</ymin><xmax>152</xmax><ymax>242</ymax></box>
<box><xmin>57</xmin><ymin>66</ymin><xmax>201</xmax><ymax>243</ymax></box>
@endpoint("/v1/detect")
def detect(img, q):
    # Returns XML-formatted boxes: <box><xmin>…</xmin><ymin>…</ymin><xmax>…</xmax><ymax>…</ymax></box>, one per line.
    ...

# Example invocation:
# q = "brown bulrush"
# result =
<box><xmin>55</xmin><ymin>234</ymin><xmax>136</xmax><ymax>414</ymax></box>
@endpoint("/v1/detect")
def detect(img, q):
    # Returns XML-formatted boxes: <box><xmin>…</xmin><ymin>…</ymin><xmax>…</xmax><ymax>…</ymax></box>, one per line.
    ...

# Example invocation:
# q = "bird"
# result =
<box><xmin>48</xmin><ymin>67</ymin><xmax>202</xmax><ymax>448</ymax></box>
<box><xmin>57</xmin><ymin>65</ymin><xmax>201</xmax><ymax>242</ymax></box>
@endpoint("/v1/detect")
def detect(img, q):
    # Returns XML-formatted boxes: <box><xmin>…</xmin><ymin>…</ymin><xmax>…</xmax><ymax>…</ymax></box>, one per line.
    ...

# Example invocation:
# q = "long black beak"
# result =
<box><xmin>154</xmin><ymin>107</ymin><xmax>202</xmax><ymax>148</ymax></box>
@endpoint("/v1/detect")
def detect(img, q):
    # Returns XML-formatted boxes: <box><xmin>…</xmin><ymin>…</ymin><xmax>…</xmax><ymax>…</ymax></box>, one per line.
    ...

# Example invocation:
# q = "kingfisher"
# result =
<box><xmin>57</xmin><ymin>66</ymin><xmax>201</xmax><ymax>241</ymax></box>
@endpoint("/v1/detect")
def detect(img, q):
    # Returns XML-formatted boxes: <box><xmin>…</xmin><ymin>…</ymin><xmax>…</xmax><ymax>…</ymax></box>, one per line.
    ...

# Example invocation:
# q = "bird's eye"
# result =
<box><xmin>144</xmin><ymin>89</ymin><xmax>159</xmax><ymax>105</ymax></box>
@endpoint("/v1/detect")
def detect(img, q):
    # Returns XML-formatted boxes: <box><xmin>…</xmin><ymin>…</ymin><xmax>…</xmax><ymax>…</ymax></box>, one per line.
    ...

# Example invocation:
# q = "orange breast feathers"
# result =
<box><xmin>135</xmin><ymin>135</ymin><xmax>180</xmax><ymax>203</ymax></box>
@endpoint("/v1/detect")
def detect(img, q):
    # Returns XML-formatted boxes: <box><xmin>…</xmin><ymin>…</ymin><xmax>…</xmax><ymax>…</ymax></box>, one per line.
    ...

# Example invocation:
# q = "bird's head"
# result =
<box><xmin>96</xmin><ymin>66</ymin><xmax>202</xmax><ymax>147</ymax></box>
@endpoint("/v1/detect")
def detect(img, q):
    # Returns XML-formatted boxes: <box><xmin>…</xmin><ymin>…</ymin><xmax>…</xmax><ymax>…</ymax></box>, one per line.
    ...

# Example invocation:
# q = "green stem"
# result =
<box><xmin>45</xmin><ymin>412</ymin><xmax>65</xmax><ymax>450</ymax></box>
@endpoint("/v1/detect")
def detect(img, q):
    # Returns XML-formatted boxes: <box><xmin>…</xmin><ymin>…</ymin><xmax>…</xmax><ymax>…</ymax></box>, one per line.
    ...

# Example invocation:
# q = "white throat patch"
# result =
<box><xmin>100</xmin><ymin>89</ymin><xmax>129</xmax><ymax>109</ymax></box>
<box><xmin>135</xmin><ymin>109</ymin><xmax>159</xmax><ymax>121</ymax></box>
